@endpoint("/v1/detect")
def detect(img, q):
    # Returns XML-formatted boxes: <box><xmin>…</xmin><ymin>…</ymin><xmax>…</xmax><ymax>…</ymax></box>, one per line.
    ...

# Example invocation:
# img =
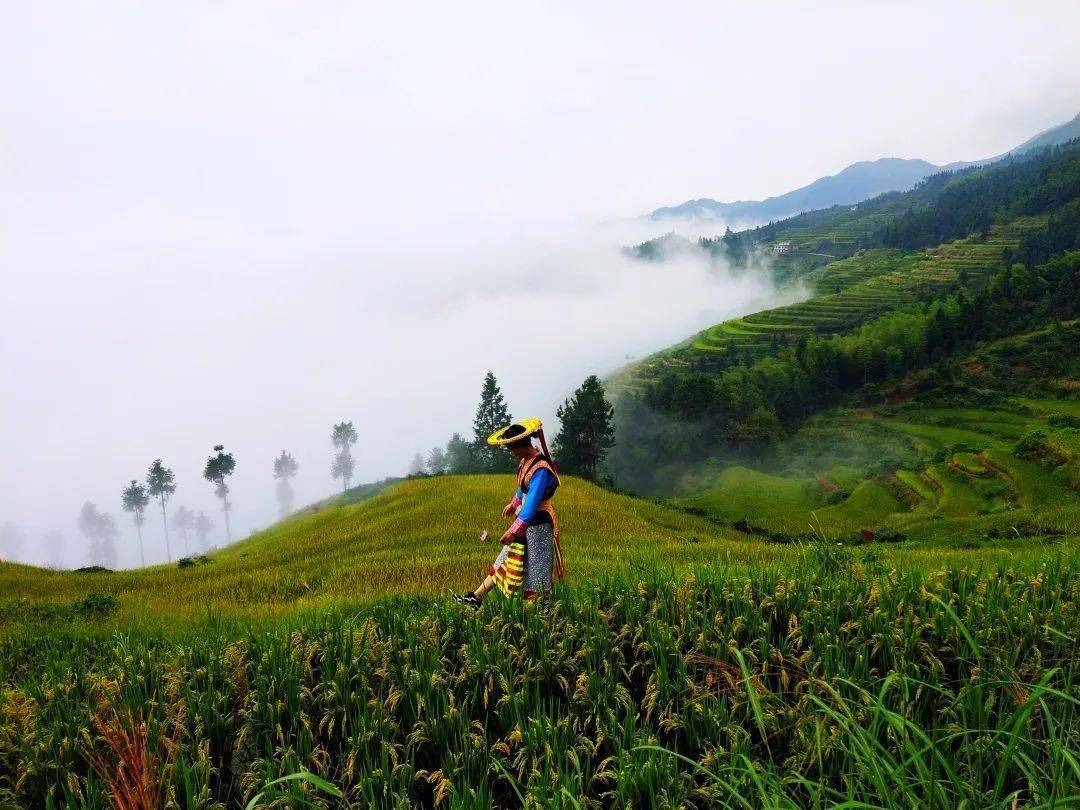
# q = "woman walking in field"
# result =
<box><xmin>454</xmin><ymin>418</ymin><xmax>565</xmax><ymax>609</ymax></box>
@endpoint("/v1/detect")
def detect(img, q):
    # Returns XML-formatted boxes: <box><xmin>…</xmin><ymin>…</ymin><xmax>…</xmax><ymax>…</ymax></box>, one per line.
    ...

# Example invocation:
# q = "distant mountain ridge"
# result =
<box><xmin>649</xmin><ymin>111</ymin><xmax>1080</xmax><ymax>224</ymax></box>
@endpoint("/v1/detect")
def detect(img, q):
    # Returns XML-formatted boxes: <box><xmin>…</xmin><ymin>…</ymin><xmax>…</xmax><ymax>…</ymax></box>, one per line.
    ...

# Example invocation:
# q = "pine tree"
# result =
<box><xmin>554</xmin><ymin>375</ymin><xmax>615</xmax><ymax>481</ymax></box>
<box><xmin>445</xmin><ymin>433</ymin><xmax>474</xmax><ymax>473</ymax></box>
<box><xmin>471</xmin><ymin>372</ymin><xmax>513</xmax><ymax>472</ymax></box>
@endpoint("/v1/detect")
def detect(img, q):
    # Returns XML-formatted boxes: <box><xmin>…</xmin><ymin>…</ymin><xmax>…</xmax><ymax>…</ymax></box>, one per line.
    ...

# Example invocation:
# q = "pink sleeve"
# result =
<box><xmin>510</xmin><ymin>494</ymin><xmax>521</xmax><ymax>508</ymax></box>
<box><xmin>509</xmin><ymin>518</ymin><xmax>527</xmax><ymax>537</ymax></box>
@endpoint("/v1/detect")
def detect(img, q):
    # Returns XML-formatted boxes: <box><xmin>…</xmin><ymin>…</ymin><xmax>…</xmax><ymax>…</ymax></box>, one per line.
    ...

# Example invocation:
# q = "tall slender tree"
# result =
<box><xmin>272</xmin><ymin>450</ymin><xmax>299</xmax><ymax>517</ymax></box>
<box><xmin>331</xmin><ymin>422</ymin><xmax>357</xmax><ymax>492</ymax></box>
<box><xmin>98</xmin><ymin>513</ymin><xmax>119</xmax><ymax>569</ymax></box>
<box><xmin>120</xmin><ymin>479</ymin><xmax>150</xmax><ymax>566</ymax></box>
<box><xmin>146</xmin><ymin>460</ymin><xmax>176</xmax><ymax>562</ymax></box>
<box><xmin>194</xmin><ymin>512</ymin><xmax>214</xmax><ymax>551</ymax></box>
<box><xmin>171</xmin><ymin>506</ymin><xmax>195</xmax><ymax>556</ymax></box>
<box><xmin>331</xmin><ymin>450</ymin><xmax>354</xmax><ymax>493</ymax></box>
<box><xmin>203</xmin><ymin>445</ymin><xmax>236</xmax><ymax>542</ymax></box>
<box><xmin>554</xmin><ymin>375</ymin><xmax>616</xmax><ymax>481</ymax></box>
<box><xmin>408</xmin><ymin>452</ymin><xmax>426</xmax><ymax>476</ymax></box>
<box><xmin>77</xmin><ymin>502</ymin><xmax>102</xmax><ymax>565</ymax></box>
<box><xmin>471</xmin><ymin>371</ymin><xmax>513</xmax><ymax>472</ymax></box>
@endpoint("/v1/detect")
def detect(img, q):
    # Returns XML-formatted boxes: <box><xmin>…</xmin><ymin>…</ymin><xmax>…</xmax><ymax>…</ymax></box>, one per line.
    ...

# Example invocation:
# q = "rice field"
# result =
<box><xmin>685</xmin><ymin>395</ymin><xmax>1080</xmax><ymax>546</ymax></box>
<box><xmin>1</xmin><ymin>549</ymin><xmax>1077</xmax><ymax>807</ymax></box>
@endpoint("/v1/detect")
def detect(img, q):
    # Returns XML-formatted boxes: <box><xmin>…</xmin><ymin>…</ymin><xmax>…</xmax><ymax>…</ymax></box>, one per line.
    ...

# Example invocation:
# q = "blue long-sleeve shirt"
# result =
<box><xmin>515</xmin><ymin>467</ymin><xmax>554</xmax><ymax>525</ymax></box>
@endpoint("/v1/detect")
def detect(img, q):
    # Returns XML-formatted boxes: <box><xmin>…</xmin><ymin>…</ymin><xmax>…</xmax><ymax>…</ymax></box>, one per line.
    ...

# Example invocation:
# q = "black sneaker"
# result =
<box><xmin>452</xmin><ymin>592</ymin><xmax>482</xmax><ymax>610</ymax></box>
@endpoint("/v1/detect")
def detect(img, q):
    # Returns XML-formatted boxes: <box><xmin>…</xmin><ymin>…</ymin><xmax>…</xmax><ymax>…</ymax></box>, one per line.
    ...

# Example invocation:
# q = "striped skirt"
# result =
<box><xmin>490</xmin><ymin>522</ymin><xmax>555</xmax><ymax>598</ymax></box>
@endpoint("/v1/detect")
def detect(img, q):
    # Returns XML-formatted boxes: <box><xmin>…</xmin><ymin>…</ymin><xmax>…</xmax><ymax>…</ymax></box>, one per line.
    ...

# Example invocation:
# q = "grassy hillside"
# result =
<box><xmin>0</xmin><ymin>476</ymin><xmax>758</xmax><ymax>628</ymax></box>
<box><xmin>3</xmin><ymin>472</ymin><xmax>1076</xmax><ymax>805</ymax></box>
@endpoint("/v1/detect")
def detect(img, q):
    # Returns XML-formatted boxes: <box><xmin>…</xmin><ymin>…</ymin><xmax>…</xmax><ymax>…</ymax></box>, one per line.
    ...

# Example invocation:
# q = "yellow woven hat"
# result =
<box><xmin>487</xmin><ymin>418</ymin><xmax>543</xmax><ymax>446</ymax></box>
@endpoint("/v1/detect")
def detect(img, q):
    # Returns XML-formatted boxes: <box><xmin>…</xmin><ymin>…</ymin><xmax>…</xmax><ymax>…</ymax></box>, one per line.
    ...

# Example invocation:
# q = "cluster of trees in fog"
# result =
<box><xmin>414</xmin><ymin>371</ymin><xmax>615</xmax><ymax>483</ymax></box>
<box><xmin>95</xmin><ymin>448</ymin><xmax>238</xmax><ymax>568</ymax></box>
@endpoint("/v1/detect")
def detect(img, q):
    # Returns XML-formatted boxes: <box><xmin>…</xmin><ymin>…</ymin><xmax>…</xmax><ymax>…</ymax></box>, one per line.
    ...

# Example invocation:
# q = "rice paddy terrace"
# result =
<box><xmin>677</xmin><ymin>368</ymin><xmax>1080</xmax><ymax>547</ymax></box>
<box><xmin>616</xmin><ymin>218</ymin><xmax>1046</xmax><ymax>395</ymax></box>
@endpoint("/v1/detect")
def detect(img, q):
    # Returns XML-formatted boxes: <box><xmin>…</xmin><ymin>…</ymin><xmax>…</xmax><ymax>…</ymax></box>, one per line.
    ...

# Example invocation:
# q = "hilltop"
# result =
<box><xmin>650</xmin><ymin>158</ymin><xmax>938</xmax><ymax>223</ymax></box>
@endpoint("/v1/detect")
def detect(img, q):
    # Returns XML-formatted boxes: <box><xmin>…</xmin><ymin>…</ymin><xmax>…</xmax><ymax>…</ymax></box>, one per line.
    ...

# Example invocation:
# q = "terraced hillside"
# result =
<box><xmin>619</xmin><ymin>139</ymin><xmax>1080</xmax><ymax>400</ymax></box>
<box><xmin>677</xmin><ymin>324</ymin><xmax>1080</xmax><ymax>546</ymax></box>
<box><xmin>694</xmin><ymin>219</ymin><xmax>1041</xmax><ymax>367</ymax></box>
<box><xmin>614</xmin><ymin>220</ymin><xmax>1049</xmax><ymax>398</ymax></box>
<box><xmin>681</xmin><ymin>404</ymin><xmax>1080</xmax><ymax>543</ymax></box>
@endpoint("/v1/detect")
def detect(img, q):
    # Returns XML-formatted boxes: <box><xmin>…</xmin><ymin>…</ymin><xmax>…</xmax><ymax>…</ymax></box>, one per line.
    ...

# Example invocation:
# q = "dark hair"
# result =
<box><xmin>501</xmin><ymin>423</ymin><xmax>528</xmax><ymax>440</ymax></box>
<box><xmin>508</xmin><ymin>436</ymin><xmax>533</xmax><ymax>450</ymax></box>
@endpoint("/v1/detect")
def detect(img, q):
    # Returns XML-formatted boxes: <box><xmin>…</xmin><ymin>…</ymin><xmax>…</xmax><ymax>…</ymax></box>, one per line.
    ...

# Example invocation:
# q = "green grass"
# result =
<box><xmin>894</xmin><ymin>469</ymin><xmax>938</xmax><ymax>510</ymax></box>
<box><xmin>676</xmin><ymin>467</ymin><xmax>825</xmax><ymax>532</ymax></box>
<box><xmin>983</xmin><ymin>448</ymin><xmax>1077</xmax><ymax>511</ymax></box>
<box><xmin>924</xmin><ymin>464</ymin><xmax>994</xmax><ymax>517</ymax></box>
<box><xmin>952</xmin><ymin>451</ymin><xmax>989</xmax><ymax>475</ymax></box>
<box><xmin>808</xmin><ymin>479</ymin><xmax>904</xmax><ymax>533</ymax></box>
<box><xmin>1024</xmin><ymin>398</ymin><xmax>1080</xmax><ymax>418</ymax></box>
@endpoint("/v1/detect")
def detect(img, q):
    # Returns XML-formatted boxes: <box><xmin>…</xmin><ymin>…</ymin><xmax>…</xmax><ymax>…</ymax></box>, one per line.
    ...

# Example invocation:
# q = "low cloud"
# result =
<box><xmin>1</xmin><ymin>217</ymin><xmax>792</xmax><ymax>569</ymax></box>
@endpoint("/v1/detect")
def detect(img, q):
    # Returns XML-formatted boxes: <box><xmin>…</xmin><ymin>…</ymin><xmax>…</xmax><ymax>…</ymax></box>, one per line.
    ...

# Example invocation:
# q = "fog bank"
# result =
<box><xmin>1</xmin><ymin>217</ymin><xmax>794</xmax><ymax>568</ymax></box>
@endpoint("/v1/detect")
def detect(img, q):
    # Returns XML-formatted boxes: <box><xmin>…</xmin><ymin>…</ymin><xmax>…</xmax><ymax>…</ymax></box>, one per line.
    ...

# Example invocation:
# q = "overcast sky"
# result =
<box><xmin>2</xmin><ymin>2</ymin><xmax>1079</xmax><ymax>566</ymax></box>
